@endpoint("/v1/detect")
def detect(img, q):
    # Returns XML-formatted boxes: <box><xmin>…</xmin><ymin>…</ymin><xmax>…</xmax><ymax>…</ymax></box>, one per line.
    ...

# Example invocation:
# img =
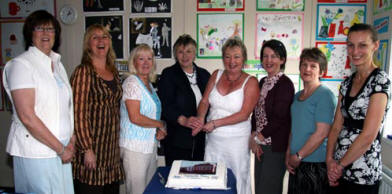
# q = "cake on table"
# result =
<box><xmin>165</xmin><ymin>160</ymin><xmax>228</xmax><ymax>190</ymax></box>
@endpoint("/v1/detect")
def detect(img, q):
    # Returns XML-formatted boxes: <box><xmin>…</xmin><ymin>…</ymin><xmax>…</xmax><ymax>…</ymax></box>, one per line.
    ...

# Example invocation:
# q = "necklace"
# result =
<box><xmin>225</xmin><ymin>71</ymin><xmax>242</xmax><ymax>83</ymax></box>
<box><xmin>185</xmin><ymin>69</ymin><xmax>197</xmax><ymax>86</ymax></box>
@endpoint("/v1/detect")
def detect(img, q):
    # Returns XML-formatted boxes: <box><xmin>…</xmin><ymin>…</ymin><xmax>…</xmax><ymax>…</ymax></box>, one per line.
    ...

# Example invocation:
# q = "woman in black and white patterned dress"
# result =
<box><xmin>326</xmin><ymin>23</ymin><xmax>391</xmax><ymax>194</ymax></box>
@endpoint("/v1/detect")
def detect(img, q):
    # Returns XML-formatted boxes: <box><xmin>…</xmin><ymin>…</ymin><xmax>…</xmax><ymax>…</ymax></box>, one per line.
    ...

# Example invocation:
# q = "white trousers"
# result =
<box><xmin>121</xmin><ymin>145</ymin><xmax>157</xmax><ymax>194</ymax></box>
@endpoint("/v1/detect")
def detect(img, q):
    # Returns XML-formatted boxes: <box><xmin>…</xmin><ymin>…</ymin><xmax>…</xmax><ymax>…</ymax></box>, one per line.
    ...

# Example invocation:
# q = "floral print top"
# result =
<box><xmin>334</xmin><ymin>68</ymin><xmax>390</xmax><ymax>185</ymax></box>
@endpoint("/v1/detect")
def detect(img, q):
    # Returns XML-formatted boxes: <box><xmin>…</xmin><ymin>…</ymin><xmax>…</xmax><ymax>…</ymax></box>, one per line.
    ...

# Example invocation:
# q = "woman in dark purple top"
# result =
<box><xmin>250</xmin><ymin>39</ymin><xmax>295</xmax><ymax>194</ymax></box>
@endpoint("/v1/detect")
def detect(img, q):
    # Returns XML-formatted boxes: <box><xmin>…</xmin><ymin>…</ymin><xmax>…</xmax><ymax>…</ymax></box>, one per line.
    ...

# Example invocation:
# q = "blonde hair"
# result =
<box><xmin>128</xmin><ymin>44</ymin><xmax>157</xmax><ymax>82</ymax></box>
<box><xmin>81</xmin><ymin>24</ymin><xmax>117</xmax><ymax>74</ymax></box>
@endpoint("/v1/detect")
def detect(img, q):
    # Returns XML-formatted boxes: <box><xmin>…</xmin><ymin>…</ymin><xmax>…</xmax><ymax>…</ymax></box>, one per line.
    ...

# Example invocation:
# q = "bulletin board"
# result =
<box><xmin>374</xmin><ymin>0</ymin><xmax>392</xmax><ymax>15</ymax></box>
<box><xmin>316</xmin><ymin>4</ymin><xmax>366</xmax><ymax>41</ymax></box>
<box><xmin>317</xmin><ymin>0</ymin><xmax>367</xmax><ymax>2</ymax></box>
<box><xmin>0</xmin><ymin>20</ymin><xmax>25</xmax><ymax>66</ymax></box>
<box><xmin>197</xmin><ymin>13</ymin><xmax>244</xmax><ymax>58</ymax></box>
<box><xmin>131</xmin><ymin>0</ymin><xmax>171</xmax><ymax>13</ymax></box>
<box><xmin>83</xmin><ymin>0</ymin><xmax>124</xmax><ymax>12</ymax></box>
<box><xmin>255</xmin><ymin>13</ymin><xmax>304</xmax><ymax>59</ymax></box>
<box><xmin>316</xmin><ymin>41</ymin><xmax>352</xmax><ymax>79</ymax></box>
<box><xmin>373</xmin><ymin>16</ymin><xmax>389</xmax><ymax>34</ymax></box>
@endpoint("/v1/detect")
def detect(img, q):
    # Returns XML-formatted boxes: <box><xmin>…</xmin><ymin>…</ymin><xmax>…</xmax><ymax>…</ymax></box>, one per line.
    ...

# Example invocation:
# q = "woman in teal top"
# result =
<box><xmin>286</xmin><ymin>48</ymin><xmax>336</xmax><ymax>194</ymax></box>
<box><xmin>119</xmin><ymin>44</ymin><xmax>167</xmax><ymax>194</ymax></box>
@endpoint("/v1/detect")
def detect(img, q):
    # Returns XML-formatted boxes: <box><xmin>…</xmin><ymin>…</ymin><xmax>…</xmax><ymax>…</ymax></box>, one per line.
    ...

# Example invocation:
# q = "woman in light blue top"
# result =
<box><xmin>120</xmin><ymin>44</ymin><xmax>167</xmax><ymax>194</ymax></box>
<box><xmin>286</xmin><ymin>48</ymin><xmax>336</xmax><ymax>194</ymax></box>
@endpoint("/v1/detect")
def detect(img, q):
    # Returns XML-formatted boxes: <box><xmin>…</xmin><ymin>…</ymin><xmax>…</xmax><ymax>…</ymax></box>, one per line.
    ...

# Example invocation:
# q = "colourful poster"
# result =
<box><xmin>316</xmin><ymin>4</ymin><xmax>366</xmax><ymax>41</ymax></box>
<box><xmin>316</xmin><ymin>42</ymin><xmax>352</xmax><ymax>79</ymax></box>
<box><xmin>318</xmin><ymin>0</ymin><xmax>367</xmax><ymax>2</ymax></box>
<box><xmin>197</xmin><ymin>13</ymin><xmax>244</xmax><ymax>58</ymax></box>
<box><xmin>320</xmin><ymin>78</ymin><xmax>343</xmax><ymax>99</ymax></box>
<box><xmin>197</xmin><ymin>0</ymin><xmax>245</xmax><ymax>11</ymax></box>
<box><xmin>0</xmin><ymin>0</ymin><xmax>55</xmax><ymax>19</ymax></box>
<box><xmin>257</xmin><ymin>0</ymin><xmax>304</xmax><ymax>11</ymax></box>
<box><xmin>255</xmin><ymin>13</ymin><xmax>303</xmax><ymax>59</ymax></box>
<box><xmin>374</xmin><ymin>0</ymin><xmax>392</xmax><ymax>15</ymax></box>
<box><xmin>0</xmin><ymin>21</ymin><xmax>25</xmax><ymax>66</ymax></box>
<box><xmin>243</xmin><ymin>59</ymin><xmax>266</xmax><ymax>80</ymax></box>
<box><xmin>374</xmin><ymin>39</ymin><xmax>389</xmax><ymax>71</ymax></box>
<box><xmin>373</xmin><ymin>16</ymin><xmax>389</xmax><ymax>34</ymax></box>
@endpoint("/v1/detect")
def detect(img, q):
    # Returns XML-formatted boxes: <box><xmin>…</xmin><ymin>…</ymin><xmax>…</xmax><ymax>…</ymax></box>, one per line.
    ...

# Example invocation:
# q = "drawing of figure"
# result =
<box><xmin>85</xmin><ymin>0</ymin><xmax>103</xmax><ymax>8</ymax></box>
<box><xmin>150</xmin><ymin>22</ymin><xmax>161</xmax><ymax>56</ymax></box>
<box><xmin>161</xmin><ymin>22</ymin><xmax>171</xmax><ymax>47</ymax></box>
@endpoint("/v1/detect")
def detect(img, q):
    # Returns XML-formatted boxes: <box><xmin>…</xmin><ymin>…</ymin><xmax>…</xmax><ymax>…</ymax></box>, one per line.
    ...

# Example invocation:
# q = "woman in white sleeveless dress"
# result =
<box><xmin>190</xmin><ymin>37</ymin><xmax>260</xmax><ymax>194</ymax></box>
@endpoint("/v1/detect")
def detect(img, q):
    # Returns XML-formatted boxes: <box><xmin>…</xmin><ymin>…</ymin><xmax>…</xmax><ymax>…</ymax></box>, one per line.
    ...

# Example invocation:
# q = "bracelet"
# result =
<box><xmin>253</xmin><ymin>135</ymin><xmax>263</xmax><ymax>145</ymax></box>
<box><xmin>212</xmin><ymin>120</ymin><xmax>216</xmax><ymax>129</ymax></box>
<box><xmin>337</xmin><ymin>160</ymin><xmax>346</xmax><ymax>169</ymax></box>
<box><xmin>58</xmin><ymin>145</ymin><xmax>65</xmax><ymax>156</ymax></box>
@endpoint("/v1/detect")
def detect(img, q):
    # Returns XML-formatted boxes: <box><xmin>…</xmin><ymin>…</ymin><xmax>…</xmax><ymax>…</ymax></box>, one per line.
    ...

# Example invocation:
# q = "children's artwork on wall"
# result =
<box><xmin>0</xmin><ymin>21</ymin><xmax>25</xmax><ymax>66</ymax></box>
<box><xmin>374</xmin><ymin>0</ymin><xmax>392</xmax><ymax>15</ymax></box>
<box><xmin>197</xmin><ymin>13</ymin><xmax>244</xmax><ymax>58</ymax></box>
<box><xmin>316</xmin><ymin>4</ymin><xmax>366</xmax><ymax>41</ymax></box>
<box><xmin>320</xmin><ymin>78</ymin><xmax>343</xmax><ymax>99</ymax></box>
<box><xmin>83</xmin><ymin>0</ymin><xmax>123</xmax><ymax>12</ymax></box>
<box><xmin>316</xmin><ymin>41</ymin><xmax>352</xmax><ymax>79</ymax></box>
<box><xmin>373</xmin><ymin>16</ymin><xmax>389</xmax><ymax>34</ymax></box>
<box><xmin>85</xmin><ymin>16</ymin><xmax>124</xmax><ymax>59</ymax></box>
<box><xmin>317</xmin><ymin>0</ymin><xmax>367</xmax><ymax>2</ymax></box>
<box><xmin>374</xmin><ymin>39</ymin><xmax>389</xmax><ymax>71</ymax></box>
<box><xmin>257</xmin><ymin>0</ymin><xmax>304</xmax><ymax>11</ymax></box>
<box><xmin>131</xmin><ymin>0</ymin><xmax>171</xmax><ymax>13</ymax></box>
<box><xmin>197</xmin><ymin>0</ymin><xmax>244</xmax><ymax>11</ymax></box>
<box><xmin>255</xmin><ymin>13</ymin><xmax>303</xmax><ymax>59</ymax></box>
<box><xmin>287</xmin><ymin>74</ymin><xmax>301</xmax><ymax>92</ymax></box>
<box><xmin>243</xmin><ymin>59</ymin><xmax>266</xmax><ymax>80</ymax></box>
<box><xmin>0</xmin><ymin>0</ymin><xmax>55</xmax><ymax>19</ymax></box>
<box><xmin>129</xmin><ymin>17</ymin><xmax>172</xmax><ymax>59</ymax></box>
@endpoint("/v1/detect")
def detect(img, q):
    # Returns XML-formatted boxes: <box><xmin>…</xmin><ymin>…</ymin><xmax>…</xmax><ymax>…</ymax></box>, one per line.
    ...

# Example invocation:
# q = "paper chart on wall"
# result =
<box><xmin>320</xmin><ymin>78</ymin><xmax>343</xmax><ymax>99</ymax></box>
<box><xmin>0</xmin><ymin>21</ymin><xmax>25</xmax><ymax>66</ymax></box>
<box><xmin>316</xmin><ymin>42</ymin><xmax>352</xmax><ymax>79</ymax></box>
<box><xmin>257</xmin><ymin>0</ymin><xmax>304</xmax><ymax>11</ymax></box>
<box><xmin>255</xmin><ymin>13</ymin><xmax>303</xmax><ymax>59</ymax></box>
<box><xmin>197</xmin><ymin>13</ymin><xmax>244</xmax><ymax>58</ymax></box>
<box><xmin>374</xmin><ymin>0</ymin><xmax>392</xmax><ymax>15</ymax></box>
<box><xmin>374</xmin><ymin>39</ymin><xmax>389</xmax><ymax>71</ymax></box>
<box><xmin>317</xmin><ymin>0</ymin><xmax>367</xmax><ymax>2</ymax></box>
<box><xmin>0</xmin><ymin>0</ymin><xmax>55</xmax><ymax>19</ymax></box>
<box><xmin>316</xmin><ymin>4</ymin><xmax>366</xmax><ymax>41</ymax></box>
<box><xmin>373</xmin><ymin>16</ymin><xmax>389</xmax><ymax>34</ymax></box>
<box><xmin>197</xmin><ymin>0</ymin><xmax>245</xmax><ymax>11</ymax></box>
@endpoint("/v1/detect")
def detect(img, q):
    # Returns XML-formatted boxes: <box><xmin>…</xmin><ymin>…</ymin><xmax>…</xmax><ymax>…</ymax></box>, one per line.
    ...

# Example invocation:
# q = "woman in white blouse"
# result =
<box><xmin>2</xmin><ymin>10</ymin><xmax>75</xmax><ymax>194</ymax></box>
<box><xmin>119</xmin><ymin>44</ymin><xmax>167</xmax><ymax>194</ymax></box>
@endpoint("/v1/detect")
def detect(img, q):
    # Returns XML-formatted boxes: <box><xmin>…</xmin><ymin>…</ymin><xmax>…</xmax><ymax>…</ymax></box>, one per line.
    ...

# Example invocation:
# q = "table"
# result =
<box><xmin>143</xmin><ymin>166</ymin><xmax>237</xmax><ymax>194</ymax></box>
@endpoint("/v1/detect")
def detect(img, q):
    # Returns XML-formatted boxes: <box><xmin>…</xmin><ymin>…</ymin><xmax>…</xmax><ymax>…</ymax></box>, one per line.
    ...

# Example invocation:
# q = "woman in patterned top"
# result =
<box><xmin>71</xmin><ymin>24</ymin><xmax>124</xmax><ymax>194</ymax></box>
<box><xmin>327</xmin><ymin>23</ymin><xmax>391</xmax><ymax>194</ymax></box>
<box><xmin>119</xmin><ymin>44</ymin><xmax>167</xmax><ymax>194</ymax></box>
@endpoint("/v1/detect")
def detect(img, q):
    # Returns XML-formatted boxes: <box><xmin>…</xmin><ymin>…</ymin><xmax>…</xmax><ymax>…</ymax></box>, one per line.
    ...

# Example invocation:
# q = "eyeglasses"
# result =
<box><xmin>34</xmin><ymin>26</ymin><xmax>55</xmax><ymax>33</ymax></box>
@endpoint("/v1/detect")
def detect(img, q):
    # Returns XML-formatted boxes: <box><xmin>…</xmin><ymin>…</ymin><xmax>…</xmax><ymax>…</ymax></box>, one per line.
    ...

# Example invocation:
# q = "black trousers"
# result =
<box><xmin>73</xmin><ymin>179</ymin><xmax>119</xmax><ymax>194</ymax></box>
<box><xmin>164</xmin><ymin>143</ymin><xmax>204</xmax><ymax>166</ymax></box>
<box><xmin>328</xmin><ymin>178</ymin><xmax>379</xmax><ymax>194</ymax></box>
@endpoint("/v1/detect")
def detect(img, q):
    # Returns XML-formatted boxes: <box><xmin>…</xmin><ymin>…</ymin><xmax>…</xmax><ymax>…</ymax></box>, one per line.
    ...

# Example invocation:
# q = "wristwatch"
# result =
<box><xmin>296</xmin><ymin>152</ymin><xmax>303</xmax><ymax>160</ymax></box>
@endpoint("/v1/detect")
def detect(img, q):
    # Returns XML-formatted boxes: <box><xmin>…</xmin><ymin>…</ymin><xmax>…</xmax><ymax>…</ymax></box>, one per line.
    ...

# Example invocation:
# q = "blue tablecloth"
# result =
<box><xmin>143</xmin><ymin>166</ymin><xmax>237</xmax><ymax>194</ymax></box>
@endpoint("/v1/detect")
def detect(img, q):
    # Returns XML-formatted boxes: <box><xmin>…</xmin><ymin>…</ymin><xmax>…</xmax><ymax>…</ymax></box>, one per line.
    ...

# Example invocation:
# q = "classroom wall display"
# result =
<box><xmin>316</xmin><ymin>41</ymin><xmax>352</xmax><ymax>79</ymax></box>
<box><xmin>373</xmin><ymin>16</ymin><xmax>389</xmax><ymax>34</ymax></box>
<box><xmin>131</xmin><ymin>0</ymin><xmax>171</xmax><ymax>13</ymax></box>
<box><xmin>287</xmin><ymin>74</ymin><xmax>301</xmax><ymax>92</ymax></box>
<box><xmin>243</xmin><ymin>59</ymin><xmax>266</xmax><ymax>80</ymax></box>
<box><xmin>197</xmin><ymin>13</ymin><xmax>244</xmax><ymax>58</ymax></box>
<box><xmin>0</xmin><ymin>0</ymin><xmax>56</xmax><ymax>19</ymax></box>
<box><xmin>320</xmin><ymin>78</ymin><xmax>343</xmax><ymax>98</ymax></box>
<box><xmin>0</xmin><ymin>21</ymin><xmax>25</xmax><ymax>66</ymax></box>
<box><xmin>83</xmin><ymin>0</ymin><xmax>123</xmax><ymax>12</ymax></box>
<box><xmin>85</xmin><ymin>16</ymin><xmax>124</xmax><ymax>59</ymax></box>
<box><xmin>317</xmin><ymin>0</ymin><xmax>367</xmax><ymax>2</ymax></box>
<box><xmin>374</xmin><ymin>0</ymin><xmax>392</xmax><ymax>15</ymax></box>
<box><xmin>316</xmin><ymin>4</ymin><xmax>366</xmax><ymax>41</ymax></box>
<box><xmin>197</xmin><ymin>0</ymin><xmax>245</xmax><ymax>11</ymax></box>
<box><xmin>256</xmin><ymin>0</ymin><xmax>304</xmax><ymax>11</ymax></box>
<box><xmin>374</xmin><ymin>39</ymin><xmax>389</xmax><ymax>71</ymax></box>
<box><xmin>255</xmin><ymin>13</ymin><xmax>304</xmax><ymax>59</ymax></box>
<box><xmin>129</xmin><ymin>17</ymin><xmax>172</xmax><ymax>59</ymax></box>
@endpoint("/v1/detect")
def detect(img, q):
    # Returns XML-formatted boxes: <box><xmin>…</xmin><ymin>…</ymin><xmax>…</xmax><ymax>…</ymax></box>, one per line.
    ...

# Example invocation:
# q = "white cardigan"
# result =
<box><xmin>3</xmin><ymin>46</ymin><xmax>74</xmax><ymax>158</ymax></box>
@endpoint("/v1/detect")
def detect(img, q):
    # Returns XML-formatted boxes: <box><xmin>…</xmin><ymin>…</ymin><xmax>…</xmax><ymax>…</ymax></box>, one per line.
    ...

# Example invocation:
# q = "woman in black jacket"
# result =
<box><xmin>157</xmin><ymin>34</ymin><xmax>210</xmax><ymax>166</ymax></box>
